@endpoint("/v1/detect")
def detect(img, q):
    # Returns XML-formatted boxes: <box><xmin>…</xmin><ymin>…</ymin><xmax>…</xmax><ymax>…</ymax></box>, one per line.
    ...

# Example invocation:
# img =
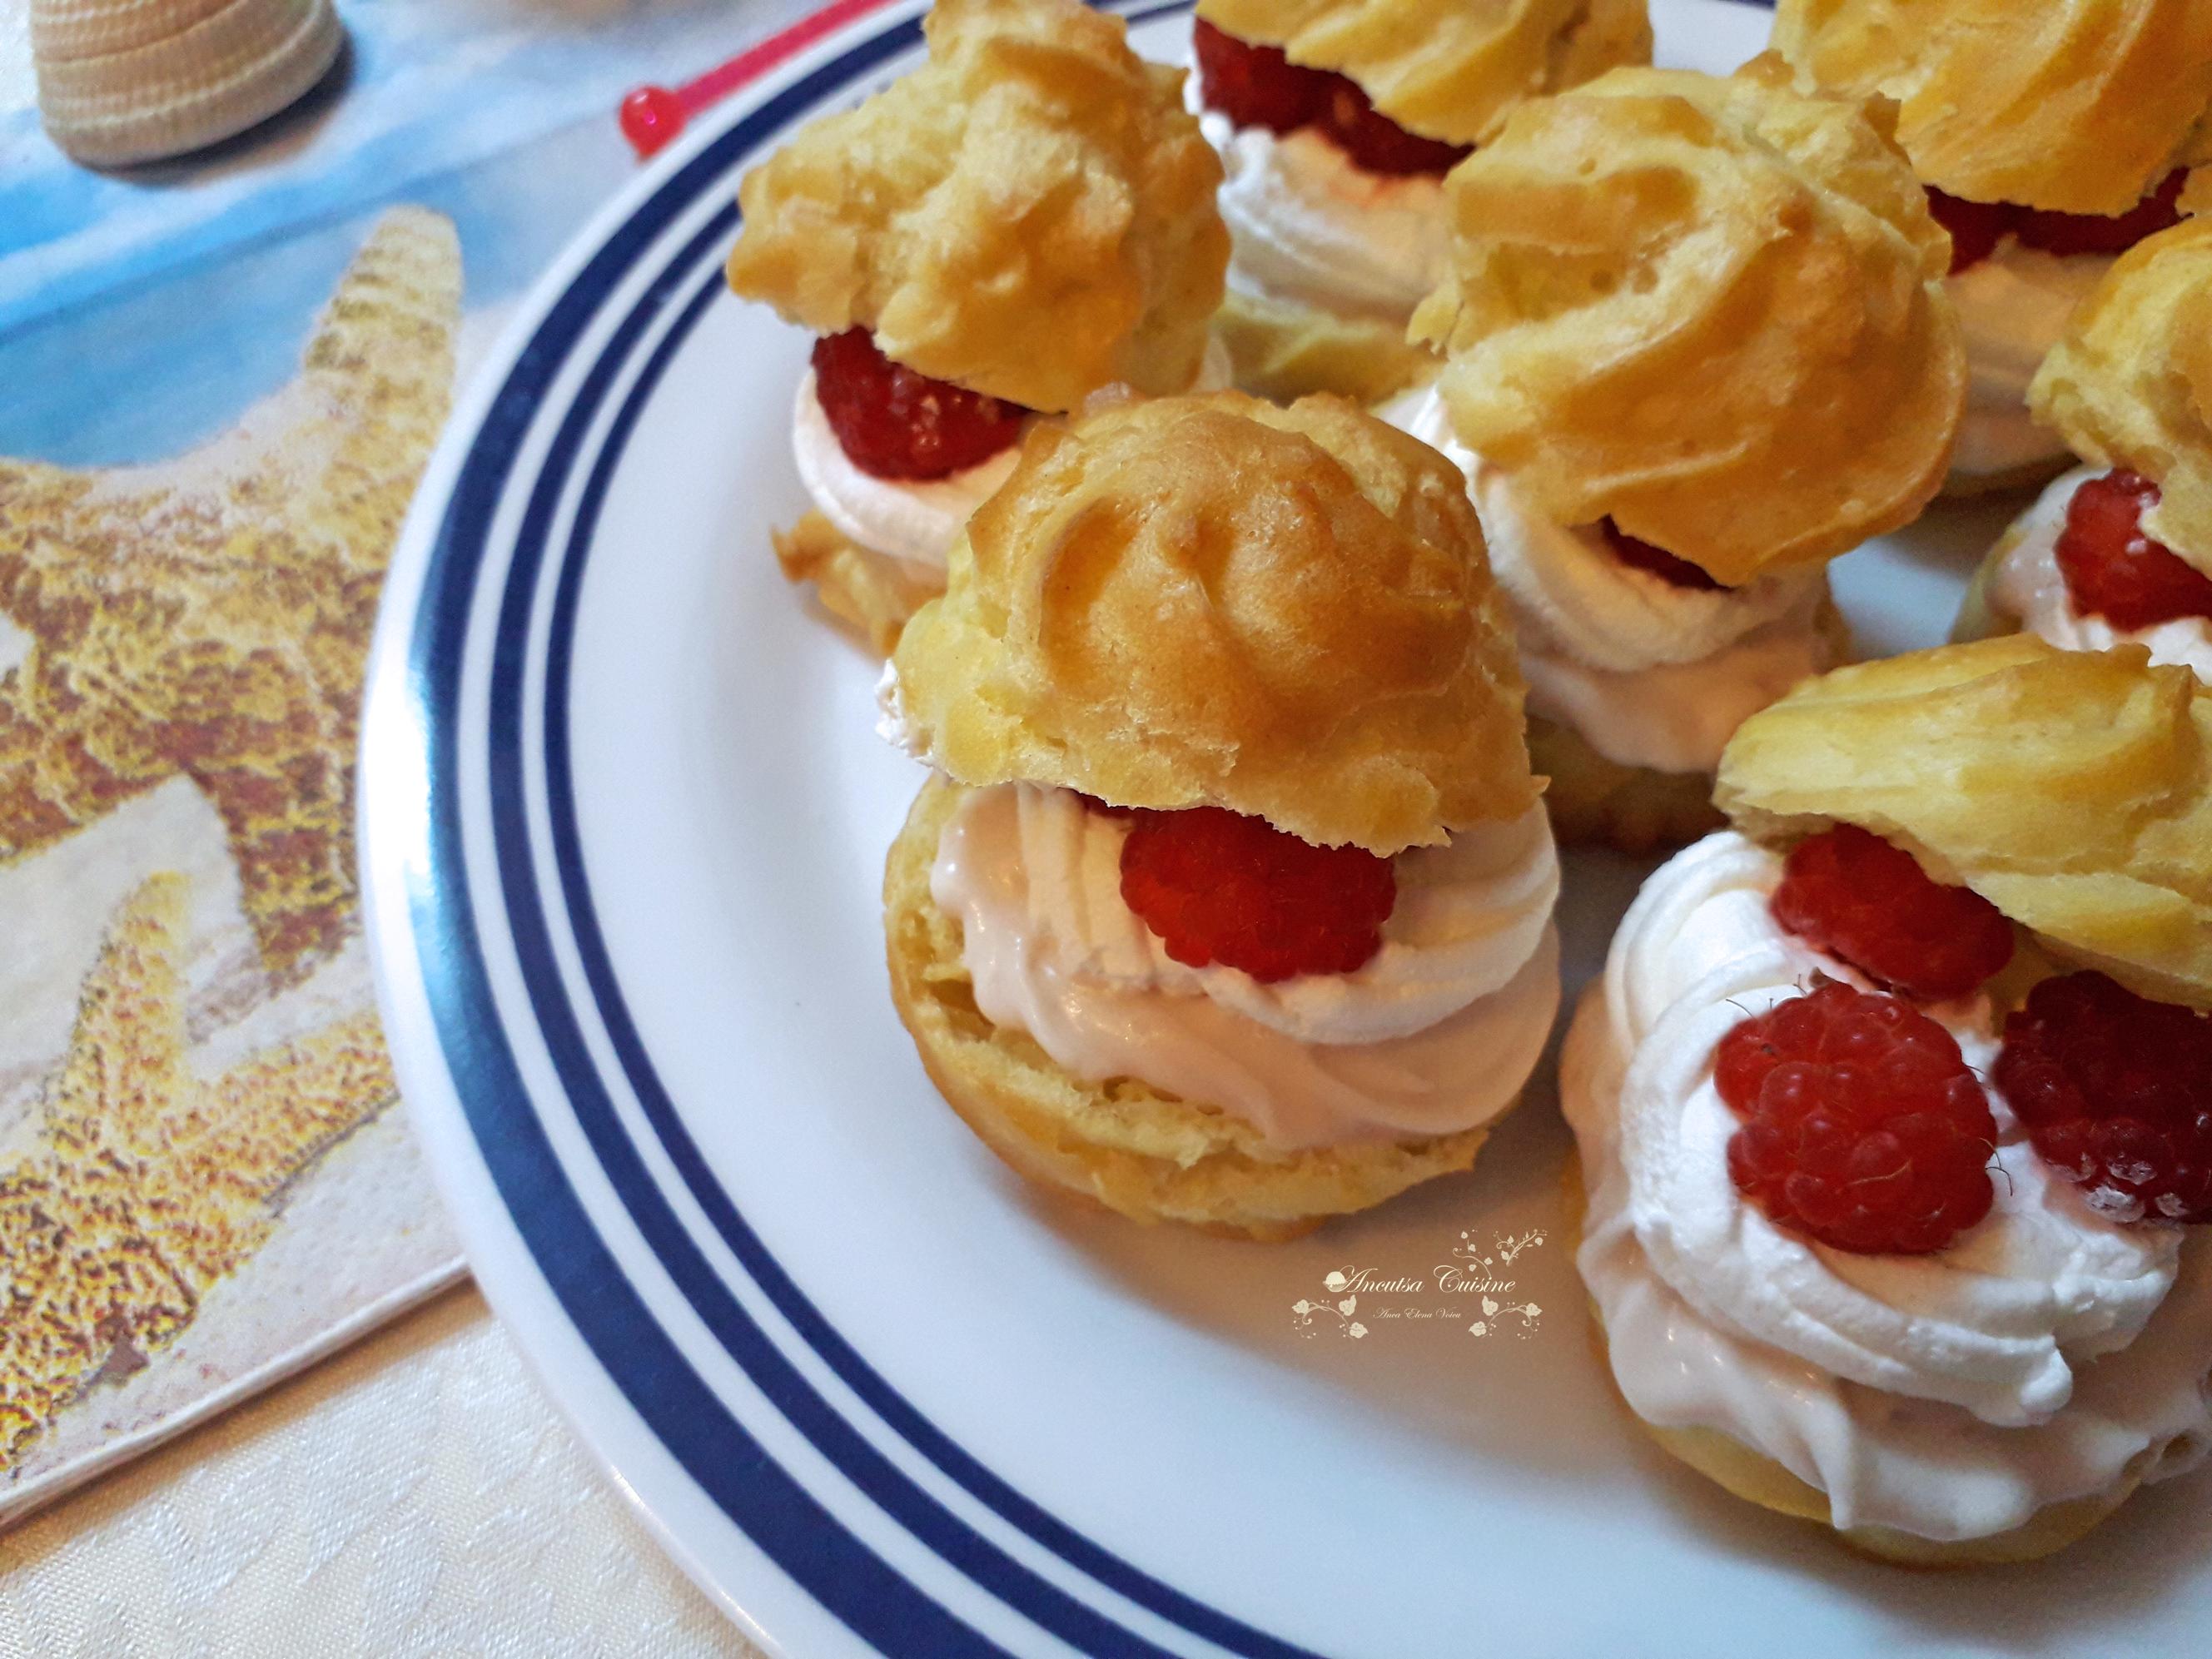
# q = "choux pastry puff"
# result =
<box><xmin>725</xmin><ymin>0</ymin><xmax>1231</xmax><ymax>653</ymax></box>
<box><xmin>1957</xmin><ymin>216</ymin><xmax>2212</xmax><ymax>684</ymax></box>
<box><xmin>1770</xmin><ymin>0</ymin><xmax>2212</xmax><ymax>493</ymax></box>
<box><xmin>1562</xmin><ymin>637</ymin><xmax>2212</xmax><ymax>1562</ymax></box>
<box><xmin>1388</xmin><ymin>58</ymin><xmax>1964</xmax><ymax>852</ymax></box>
<box><xmin>1186</xmin><ymin>0</ymin><xmax>1650</xmax><ymax>402</ymax></box>
<box><xmin>881</xmin><ymin>390</ymin><xmax>1561</xmax><ymax>1239</ymax></box>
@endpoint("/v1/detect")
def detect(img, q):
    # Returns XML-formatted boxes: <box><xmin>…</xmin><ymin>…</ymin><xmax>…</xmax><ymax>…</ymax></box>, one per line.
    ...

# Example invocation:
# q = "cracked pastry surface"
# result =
<box><xmin>1195</xmin><ymin>0</ymin><xmax>1651</xmax><ymax>147</ymax></box>
<box><xmin>1716</xmin><ymin>636</ymin><xmax>2212</xmax><ymax>1010</ymax></box>
<box><xmin>2031</xmin><ymin>218</ymin><xmax>2212</xmax><ymax>573</ymax></box>
<box><xmin>890</xmin><ymin>390</ymin><xmax>1536</xmax><ymax>856</ymax></box>
<box><xmin>724</xmin><ymin>0</ymin><xmax>1228</xmax><ymax>412</ymax></box>
<box><xmin>1408</xmin><ymin>60</ymin><xmax>1965</xmax><ymax>588</ymax></box>
<box><xmin>1770</xmin><ymin>0</ymin><xmax>2212</xmax><ymax>216</ymax></box>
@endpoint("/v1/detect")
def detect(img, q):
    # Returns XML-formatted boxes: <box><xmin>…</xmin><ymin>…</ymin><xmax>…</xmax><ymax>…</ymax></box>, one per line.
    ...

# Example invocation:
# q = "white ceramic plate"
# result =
<box><xmin>360</xmin><ymin>3</ymin><xmax>2210</xmax><ymax>1652</ymax></box>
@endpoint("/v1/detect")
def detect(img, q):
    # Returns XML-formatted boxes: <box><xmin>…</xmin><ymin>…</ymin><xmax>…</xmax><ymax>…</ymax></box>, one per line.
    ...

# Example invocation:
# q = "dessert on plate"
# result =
<box><xmin>724</xmin><ymin>0</ymin><xmax>1231</xmax><ymax>653</ymax></box>
<box><xmin>1771</xmin><ymin>0</ymin><xmax>2212</xmax><ymax>494</ymax></box>
<box><xmin>1958</xmin><ymin>219</ymin><xmax>2212</xmax><ymax>682</ymax></box>
<box><xmin>1186</xmin><ymin>0</ymin><xmax>1650</xmax><ymax>402</ymax></box>
<box><xmin>881</xmin><ymin>390</ymin><xmax>1560</xmax><ymax>1240</ymax></box>
<box><xmin>1389</xmin><ymin>60</ymin><xmax>1965</xmax><ymax>851</ymax></box>
<box><xmin>1562</xmin><ymin>637</ymin><xmax>2212</xmax><ymax>1563</ymax></box>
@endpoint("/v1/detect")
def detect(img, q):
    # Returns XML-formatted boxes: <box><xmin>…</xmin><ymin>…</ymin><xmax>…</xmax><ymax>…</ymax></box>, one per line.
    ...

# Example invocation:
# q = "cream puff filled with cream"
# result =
<box><xmin>882</xmin><ymin>391</ymin><xmax>1559</xmax><ymax>1240</ymax></box>
<box><xmin>1186</xmin><ymin>0</ymin><xmax>1650</xmax><ymax>403</ymax></box>
<box><xmin>725</xmin><ymin>0</ymin><xmax>1231</xmax><ymax>653</ymax></box>
<box><xmin>1563</xmin><ymin>638</ymin><xmax>2212</xmax><ymax>1563</ymax></box>
<box><xmin>1771</xmin><ymin>0</ymin><xmax>2212</xmax><ymax>494</ymax></box>
<box><xmin>1393</xmin><ymin>60</ymin><xmax>1965</xmax><ymax>852</ymax></box>
<box><xmin>1961</xmin><ymin>219</ymin><xmax>2212</xmax><ymax>679</ymax></box>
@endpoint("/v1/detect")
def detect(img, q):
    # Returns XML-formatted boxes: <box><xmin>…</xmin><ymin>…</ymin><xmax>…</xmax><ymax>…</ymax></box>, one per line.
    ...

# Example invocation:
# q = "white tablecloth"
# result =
<box><xmin>0</xmin><ymin>1289</ymin><xmax>769</xmax><ymax>1657</ymax></box>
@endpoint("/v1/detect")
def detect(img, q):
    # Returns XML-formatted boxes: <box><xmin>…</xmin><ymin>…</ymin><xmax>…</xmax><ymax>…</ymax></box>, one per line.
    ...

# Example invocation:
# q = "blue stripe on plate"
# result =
<box><xmin>410</xmin><ymin>3</ymin><xmax>1317</xmax><ymax>1653</ymax></box>
<box><xmin>485</xmin><ymin>256</ymin><xmax>1195</xmax><ymax>1657</ymax></box>
<box><xmin>513</xmin><ymin>247</ymin><xmax>1322</xmax><ymax>1659</ymax></box>
<box><xmin>400</xmin><ymin>0</ymin><xmax>1776</xmax><ymax>1649</ymax></box>
<box><xmin>407</xmin><ymin>19</ymin><xmax>1012</xmax><ymax>1657</ymax></box>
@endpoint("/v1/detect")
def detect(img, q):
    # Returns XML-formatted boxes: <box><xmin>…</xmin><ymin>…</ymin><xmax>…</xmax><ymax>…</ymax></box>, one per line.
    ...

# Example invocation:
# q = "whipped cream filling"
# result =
<box><xmin>793</xmin><ymin>370</ymin><xmax>1021</xmax><ymax>577</ymax></box>
<box><xmin>1188</xmin><ymin>76</ymin><xmax>1449</xmax><ymax>323</ymax></box>
<box><xmin>1562</xmin><ymin>831</ymin><xmax>2212</xmax><ymax>1540</ymax></box>
<box><xmin>873</xmin><ymin>658</ymin><xmax>913</xmax><ymax>752</ymax></box>
<box><xmin>1382</xmin><ymin>387</ymin><xmax>1841</xmax><ymax>774</ymax></box>
<box><xmin>1988</xmin><ymin>464</ymin><xmax>2212</xmax><ymax>683</ymax></box>
<box><xmin>1948</xmin><ymin>243</ymin><xmax>2110</xmax><ymax>482</ymax></box>
<box><xmin>791</xmin><ymin>336</ymin><xmax>1232</xmax><ymax>573</ymax></box>
<box><xmin>931</xmin><ymin>783</ymin><xmax>1562</xmax><ymax>1150</ymax></box>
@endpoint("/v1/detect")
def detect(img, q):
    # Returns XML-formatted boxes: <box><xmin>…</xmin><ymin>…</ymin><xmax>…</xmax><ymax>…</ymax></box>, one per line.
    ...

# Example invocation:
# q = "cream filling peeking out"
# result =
<box><xmin>930</xmin><ymin>783</ymin><xmax>1561</xmax><ymax>1150</ymax></box>
<box><xmin>1381</xmin><ymin>386</ymin><xmax>1841</xmax><ymax>775</ymax></box>
<box><xmin>1561</xmin><ymin>831</ymin><xmax>2212</xmax><ymax>1542</ymax></box>
<box><xmin>792</xmin><ymin>335</ymin><xmax>1233</xmax><ymax>574</ymax></box>
<box><xmin>1186</xmin><ymin>73</ymin><xmax>1449</xmax><ymax>325</ymax></box>
<box><xmin>1987</xmin><ymin>465</ymin><xmax>2212</xmax><ymax>684</ymax></box>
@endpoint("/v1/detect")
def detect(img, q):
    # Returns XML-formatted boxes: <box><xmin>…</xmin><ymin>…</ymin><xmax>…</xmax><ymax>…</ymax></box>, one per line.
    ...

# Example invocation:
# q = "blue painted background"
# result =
<box><xmin>0</xmin><ymin>0</ymin><xmax>795</xmax><ymax>464</ymax></box>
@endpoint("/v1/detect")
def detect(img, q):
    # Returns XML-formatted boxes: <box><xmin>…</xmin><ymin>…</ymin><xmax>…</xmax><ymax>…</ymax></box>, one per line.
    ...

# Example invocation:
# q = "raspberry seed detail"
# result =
<box><xmin>812</xmin><ymin>329</ymin><xmax>1028</xmax><ymax>481</ymax></box>
<box><xmin>1117</xmin><ymin>804</ymin><xmax>1396</xmax><ymax>983</ymax></box>
<box><xmin>1715</xmin><ymin>981</ymin><xmax>1998</xmax><ymax>1255</ymax></box>
<box><xmin>2055</xmin><ymin>469</ymin><xmax>2212</xmax><ymax>631</ymax></box>
<box><xmin>1771</xmin><ymin>825</ymin><xmax>2014</xmax><ymax>1001</ymax></box>
<box><xmin>1996</xmin><ymin>971</ymin><xmax>2212</xmax><ymax>1224</ymax></box>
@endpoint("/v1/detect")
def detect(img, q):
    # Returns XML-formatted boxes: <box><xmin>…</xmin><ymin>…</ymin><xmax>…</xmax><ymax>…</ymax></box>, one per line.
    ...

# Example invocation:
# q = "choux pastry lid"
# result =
<box><xmin>1194</xmin><ymin>0</ymin><xmax>1653</xmax><ymax>147</ymax></box>
<box><xmin>2031</xmin><ymin>217</ymin><xmax>2212</xmax><ymax>575</ymax></box>
<box><xmin>1407</xmin><ymin>60</ymin><xmax>1965</xmax><ymax>589</ymax></box>
<box><xmin>890</xmin><ymin>391</ymin><xmax>1538</xmax><ymax>856</ymax></box>
<box><xmin>1771</xmin><ymin>0</ymin><xmax>2212</xmax><ymax>216</ymax></box>
<box><xmin>724</xmin><ymin>0</ymin><xmax>1229</xmax><ymax>414</ymax></box>
<box><xmin>1717</xmin><ymin>637</ymin><xmax>2212</xmax><ymax>1011</ymax></box>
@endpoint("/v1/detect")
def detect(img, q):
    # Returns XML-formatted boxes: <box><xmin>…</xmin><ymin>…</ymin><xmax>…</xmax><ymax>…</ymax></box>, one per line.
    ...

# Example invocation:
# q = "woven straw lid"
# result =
<box><xmin>33</xmin><ymin>0</ymin><xmax>344</xmax><ymax>167</ymax></box>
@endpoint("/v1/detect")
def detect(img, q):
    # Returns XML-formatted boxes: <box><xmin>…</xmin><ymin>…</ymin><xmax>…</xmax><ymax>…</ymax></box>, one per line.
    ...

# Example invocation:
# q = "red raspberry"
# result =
<box><xmin>1192</xmin><ymin>21</ymin><xmax>1469</xmax><ymax>177</ymax></box>
<box><xmin>1600</xmin><ymin>519</ymin><xmax>1726</xmax><ymax>591</ymax></box>
<box><xmin>1312</xmin><ymin>78</ymin><xmax>1472</xmax><ymax>177</ymax></box>
<box><xmin>1715</xmin><ymin>981</ymin><xmax>1998</xmax><ymax>1254</ymax></box>
<box><xmin>1996</xmin><ymin>971</ymin><xmax>2212</xmax><ymax>1224</ymax></box>
<box><xmin>810</xmin><ymin>329</ymin><xmax>1028</xmax><ymax>481</ymax></box>
<box><xmin>1117</xmin><ymin>805</ymin><xmax>1395</xmax><ymax>982</ymax></box>
<box><xmin>2054</xmin><ymin>469</ymin><xmax>2212</xmax><ymax>630</ymax></box>
<box><xmin>1926</xmin><ymin>187</ymin><xmax>2016</xmax><ymax>274</ymax></box>
<box><xmin>1770</xmin><ymin>826</ymin><xmax>2014</xmax><ymax>1001</ymax></box>
<box><xmin>1192</xmin><ymin>19</ymin><xmax>1324</xmax><ymax>136</ymax></box>
<box><xmin>2014</xmin><ymin>170</ymin><xmax>2186</xmax><ymax>259</ymax></box>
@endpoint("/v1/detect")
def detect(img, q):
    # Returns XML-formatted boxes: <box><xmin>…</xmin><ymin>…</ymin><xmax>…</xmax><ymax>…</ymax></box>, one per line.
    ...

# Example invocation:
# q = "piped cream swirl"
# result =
<box><xmin>1016</xmin><ymin>784</ymin><xmax>1558</xmax><ymax>1044</ymax></box>
<box><xmin>1988</xmin><ymin>465</ymin><xmax>2212</xmax><ymax>683</ymax></box>
<box><xmin>793</xmin><ymin>370</ymin><xmax>1020</xmax><ymax>574</ymax></box>
<box><xmin>1563</xmin><ymin>831</ymin><xmax>2212</xmax><ymax>1539</ymax></box>
<box><xmin>1189</xmin><ymin>77</ymin><xmax>1449</xmax><ymax>323</ymax></box>
<box><xmin>1382</xmin><ymin>386</ymin><xmax>1841</xmax><ymax>773</ymax></box>
<box><xmin>931</xmin><ymin>784</ymin><xmax>1561</xmax><ymax>1150</ymax></box>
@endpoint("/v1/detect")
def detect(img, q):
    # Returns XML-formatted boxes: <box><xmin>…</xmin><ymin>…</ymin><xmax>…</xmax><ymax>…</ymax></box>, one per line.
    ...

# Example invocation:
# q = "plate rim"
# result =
<box><xmin>360</xmin><ymin>2</ymin><xmax>1782</xmax><ymax>1654</ymax></box>
<box><xmin>362</xmin><ymin>2</ymin><xmax>1325</xmax><ymax>1652</ymax></box>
